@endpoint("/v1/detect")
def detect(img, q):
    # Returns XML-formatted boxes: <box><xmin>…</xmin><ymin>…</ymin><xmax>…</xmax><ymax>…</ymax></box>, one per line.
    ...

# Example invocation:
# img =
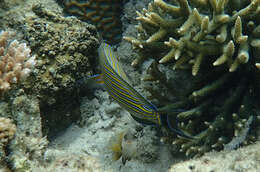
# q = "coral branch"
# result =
<box><xmin>0</xmin><ymin>31</ymin><xmax>36</xmax><ymax>93</ymax></box>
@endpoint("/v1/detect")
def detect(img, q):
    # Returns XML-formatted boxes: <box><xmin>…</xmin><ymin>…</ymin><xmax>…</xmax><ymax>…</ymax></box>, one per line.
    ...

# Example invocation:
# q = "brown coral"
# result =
<box><xmin>60</xmin><ymin>0</ymin><xmax>123</xmax><ymax>44</ymax></box>
<box><xmin>0</xmin><ymin>117</ymin><xmax>16</xmax><ymax>144</ymax></box>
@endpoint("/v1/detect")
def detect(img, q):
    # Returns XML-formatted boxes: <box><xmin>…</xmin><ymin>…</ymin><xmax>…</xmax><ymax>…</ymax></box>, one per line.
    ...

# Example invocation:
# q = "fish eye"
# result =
<box><xmin>123</xmin><ymin>133</ymin><xmax>131</xmax><ymax>140</ymax></box>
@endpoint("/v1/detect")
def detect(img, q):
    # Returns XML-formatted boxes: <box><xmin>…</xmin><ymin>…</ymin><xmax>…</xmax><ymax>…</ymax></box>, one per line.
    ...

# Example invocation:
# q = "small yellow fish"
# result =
<box><xmin>121</xmin><ymin>131</ymin><xmax>138</xmax><ymax>165</ymax></box>
<box><xmin>108</xmin><ymin>130</ymin><xmax>138</xmax><ymax>165</ymax></box>
<box><xmin>109</xmin><ymin>131</ymin><xmax>124</xmax><ymax>161</ymax></box>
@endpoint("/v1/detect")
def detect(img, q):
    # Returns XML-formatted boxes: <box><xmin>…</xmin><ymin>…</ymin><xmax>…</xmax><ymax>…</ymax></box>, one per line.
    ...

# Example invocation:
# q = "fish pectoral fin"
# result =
<box><xmin>76</xmin><ymin>74</ymin><xmax>104</xmax><ymax>89</ymax></box>
<box><xmin>89</xmin><ymin>74</ymin><xmax>104</xmax><ymax>84</ymax></box>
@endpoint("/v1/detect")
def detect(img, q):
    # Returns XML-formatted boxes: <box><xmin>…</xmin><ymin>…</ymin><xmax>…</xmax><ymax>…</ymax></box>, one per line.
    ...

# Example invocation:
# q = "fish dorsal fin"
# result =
<box><xmin>98</xmin><ymin>42</ymin><xmax>131</xmax><ymax>84</ymax></box>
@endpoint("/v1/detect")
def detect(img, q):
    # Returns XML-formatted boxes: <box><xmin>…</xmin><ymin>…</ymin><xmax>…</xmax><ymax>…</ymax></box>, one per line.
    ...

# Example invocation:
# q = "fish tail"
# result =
<box><xmin>166</xmin><ymin>115</ymin><xmax>195</xmax><ymax>139</ymax></box>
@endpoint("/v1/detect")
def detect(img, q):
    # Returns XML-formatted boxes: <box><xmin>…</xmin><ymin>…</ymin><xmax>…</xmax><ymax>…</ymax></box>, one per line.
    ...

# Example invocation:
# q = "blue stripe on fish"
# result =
<box><xmin>92</xmin><ymin>42</ymin><xmax>195</xmax><ymax>138</ymax></box>
<box><xmin>103</xmin><ymin>64</ymin><xmax>159</xmax><ymax>121</ymax></box>
<box><xmin>103</xmin><ymin>63</ymin><xmax>140</xmax><ymax>104</ymax></box>
<box><xmin>98</xmin><ymin>42</ymin><xmax>161</xmax><ymax>125</ymax></box>
<box><xmin>100</xmin><ymin>43</ymin><xmax>130</xmax><ymax>83</ymax></box>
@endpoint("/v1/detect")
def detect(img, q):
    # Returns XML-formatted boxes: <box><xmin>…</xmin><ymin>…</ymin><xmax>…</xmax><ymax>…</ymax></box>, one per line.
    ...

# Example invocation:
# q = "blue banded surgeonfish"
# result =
<box><xmin>86</xmin><ymin>42</ymin><xmax>194</xmax><ymax>138</ymax></box>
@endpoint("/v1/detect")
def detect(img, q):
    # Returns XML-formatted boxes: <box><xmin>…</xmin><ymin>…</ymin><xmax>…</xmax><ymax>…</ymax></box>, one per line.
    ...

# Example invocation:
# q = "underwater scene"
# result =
<box><xmin>0</xmin><ymin>0</ymin><xmax>260</xmax><ymax>171</ymax></box>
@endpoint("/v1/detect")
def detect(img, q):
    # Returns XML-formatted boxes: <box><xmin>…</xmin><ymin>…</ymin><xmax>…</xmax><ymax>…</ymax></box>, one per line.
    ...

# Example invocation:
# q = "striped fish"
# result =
<box><xmin>79</xmin><ymin>42</ymin><xmax>194</xmax><ymax>138</ymax></box>
<box><xmin>98</xmin><ymin>42</ymin><xmax>162</xmax><ymax>125</ymax></box>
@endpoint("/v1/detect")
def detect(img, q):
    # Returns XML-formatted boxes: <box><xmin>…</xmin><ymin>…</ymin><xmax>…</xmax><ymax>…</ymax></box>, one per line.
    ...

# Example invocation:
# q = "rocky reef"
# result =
<box><xmin>1</xmin><ymin>0</ymin><xmax>260</xmax><ymax>171</ymax></box>
<box><xmin>0</xmin><ymin>0</ymin><xmax>99</xmax><ymax>170</ymax></box>
<box><xmin>23</xmin><ymin>4</ymin><xmax>99</xmax><ymax>136</ymax></box>
<box><xmin>125</xmin><ymin>0</ymin><xmax>260</xmax><ymax>157</ymax></box>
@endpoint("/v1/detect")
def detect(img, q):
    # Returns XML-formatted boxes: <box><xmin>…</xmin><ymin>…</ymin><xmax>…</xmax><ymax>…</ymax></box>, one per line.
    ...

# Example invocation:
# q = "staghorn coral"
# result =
<box><xmin>0</xmin><ymin>31</ymin><xmax>36</xmax><ymax>93</ymax></box>
<box><xmin>124</xmin><ymin>0</ymin><xmax>260</xmax><ymax>157</ymax></box>
<box><xmin>125</xmin><ymin>0</ymin><xmax>260</xmax><ymax>75</ymax></box>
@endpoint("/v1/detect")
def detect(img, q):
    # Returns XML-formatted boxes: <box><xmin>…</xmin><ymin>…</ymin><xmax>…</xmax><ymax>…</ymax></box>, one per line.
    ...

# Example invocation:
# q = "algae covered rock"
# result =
<box><xmin>0</xmin><ymin>0</ymin><xmax>99</xmax><ymax>137</ymax></box>
<box><xmin>21</xmin><ymin>4</ymin><xmax>99</xmax><ymax>137</ymax></box>
<box><xmin>125</xmin><ymin>0</ymin><xmax>260</xmax><ymax>157</ymax></box>
<box><xmin>8</xmin><ymin>95</ymin><xmax>48</xmax><ymax>172</ymax></box>
<box><xmin>0</xmin><ymin>0</ymin><xmax>99</xmax><ymax>170</ymax></box>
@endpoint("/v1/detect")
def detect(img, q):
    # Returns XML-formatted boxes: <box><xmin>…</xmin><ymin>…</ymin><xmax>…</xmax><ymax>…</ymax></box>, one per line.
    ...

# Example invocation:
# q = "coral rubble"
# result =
<box><xmin>168</xmin><ymin>141</ymin><xmax>260</xmax><ymax>172</ymax></box>
<box><xmin>36</xmin><ymin>151</ymin><xmax>105</xmax><ymax>172</ymax></box>
<box><xmin>125</xmin><ymin>0</ymin><xmax>260</xmax><ymax>157</ymax></box>
<box><xmin>5</xmin><ymin>95</ymin><xmax>48</xmax><ymax>171</ymax></box>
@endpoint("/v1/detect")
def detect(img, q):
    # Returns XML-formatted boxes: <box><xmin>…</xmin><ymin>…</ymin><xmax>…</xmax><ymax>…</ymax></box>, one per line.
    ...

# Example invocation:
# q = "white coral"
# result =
<box><xmin>0</xmin><ymin>31</ymin><xmax>36</xmax><ymax>92</ymax></box>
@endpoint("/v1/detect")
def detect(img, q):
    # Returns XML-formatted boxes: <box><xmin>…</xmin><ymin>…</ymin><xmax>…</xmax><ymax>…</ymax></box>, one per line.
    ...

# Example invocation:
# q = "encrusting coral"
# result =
<box><xmin>125</xmin><ymin>0</ymin><xmax>260</xmax><ymax>157</ymax></box>
<box><xmin>0</xmin><ymin>31</ymin><xmax>36</xmax><ymax>93</ymax></box>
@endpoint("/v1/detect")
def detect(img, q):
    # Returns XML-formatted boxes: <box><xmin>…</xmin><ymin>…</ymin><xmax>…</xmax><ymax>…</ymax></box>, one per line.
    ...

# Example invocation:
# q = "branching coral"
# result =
<box><xmin>125</xmin><ymin>0</ymin><xmax>259</xmax><ymax>75</ymax></box>
<box><xmin>0</xmin><ymin>117</ymin><xmax>16</xmax><ymax>165</ymax></box>
<box><xmin>125</xmin><ymin>0</ymin><xmax>260</xmax><ymax>157</ymax></box>
<box><xmin>0</xmin><ymin>117</ymin><xmax>16</xmax><ymax>145</ymax></box>
<box><xmin>0</xmin><ymin>31</ymin><xmax>36</xmax><ymax>93</ymax></box>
